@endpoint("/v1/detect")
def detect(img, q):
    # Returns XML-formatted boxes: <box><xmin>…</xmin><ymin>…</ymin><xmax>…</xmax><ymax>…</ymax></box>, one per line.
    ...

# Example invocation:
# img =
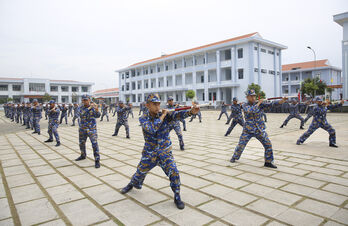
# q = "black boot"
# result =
<box><xmin>95</xmin><ymin>160</ymin><xmax>100</xmax><ymax>168</ymax></box>
<box><xmin>180</xmin><ymin>144</ymin><xmax>184</xmax><ymax>151</ymax></box>
<box><xmin>32</xmin><ymin>131</ymin><xmax>37</xmax><ymax>134</ymax></box>
<box><xmin>224</xmin><ymin>133</ymin><xmax>228</xmax><ymax>137</ymax></box>
<box><xmin>230</xmin><ymin>157</ymin><xmax>236</xmax><ymax>163</ymax></box>
<box><xmin>37</xmin><ymin>131</ymin><xmax>40</xmax><ymax>135</ymax></box>
<box><xmin>264</xmin><ymin>162</ymin><xmax>277</xmax><ymax>168</ymax></box>
<box><xmin>55</xmin><ymin>142</ymin><xmax>61</xmax><ymax>147</ymax></box>
<box><xmin>174</xmin><ymin>193</ymin><xmax>185</xmax><ymax>210</ymax></box>
<box><xmin>280</xmin><ymin>125</ymin><xmax>284</xmax><ymax>128</ymax></box>
<box><xmin>300</xmin><ymin>126</ymin><xmax>304</xmax><ymax>130</ymax></box>
<box><xmin>112</xmin><ymin>133</ymin><xmax>117</xmax><ymax>136</ymax></box>
<box><xmin>75</xmin><ymin>155</ymin><xmax>86</xmax><ymax>161</ymax></box>
<box><xmin>44</xmin><ymin>139</ymin><xmax>53</xmax><ymax>142</ymax></box>
<box><xmin>329</xmin><ymin>143</ymin><xmax>338</xmax><ymax>148</ymax></box>
<box><xmin>121</xmin><ymin>184</ymin><xmax>133</xmax><ymax>194</ymax></box>
<box><xmin>126</xmin><ymin>135</ymin><xmax>130</xmax><ymax>139</ymax></box>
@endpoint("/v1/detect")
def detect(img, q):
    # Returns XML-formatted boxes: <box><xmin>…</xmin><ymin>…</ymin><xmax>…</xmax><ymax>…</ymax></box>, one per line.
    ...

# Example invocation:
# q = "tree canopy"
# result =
<box><xmin>186</xmin><ymin>90</ymin><xmax>196</xmax><ymax>100</ymax></box>
<box><xmin>246</xmin><ymin>83</ymin><xmax>266</xmax><ymax>99</ymax></box>
<box><xmin>300</xmin><ymin>77</ymin><xmax>327</xmax><ymax>97</ymax></box>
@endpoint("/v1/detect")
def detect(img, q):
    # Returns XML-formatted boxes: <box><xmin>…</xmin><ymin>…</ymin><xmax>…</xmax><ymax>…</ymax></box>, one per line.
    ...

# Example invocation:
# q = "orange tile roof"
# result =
<box><xmin>94</xmin><ymin>88</ymin><xmax>119</xmax><ymax>94</ymax></box>
<box><xmin>50</xmin><ymin>79</ymin><xmax>78</xmax><ymax>82</ymax></box>
<box><xmin>282</xmin><ymin>59</ymin><xmax>329</xmax><ymax>71</ymax></box>
<box><xmin>0</xmin><ymin>77</ymin><xmax>23</xmax><ymax>80</ymax></box>
<box><xmin>129</xmin><ymin>32</ymin><xmax>259</xmax><ymax>67</ymax></box>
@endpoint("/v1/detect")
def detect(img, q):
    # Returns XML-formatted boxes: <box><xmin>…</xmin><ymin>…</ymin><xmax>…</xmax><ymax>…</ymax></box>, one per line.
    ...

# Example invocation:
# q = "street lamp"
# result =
<box><xmin>307</xmin><ymin>46</ymin><xmax>317</xmax><ymax>97</ymax></box>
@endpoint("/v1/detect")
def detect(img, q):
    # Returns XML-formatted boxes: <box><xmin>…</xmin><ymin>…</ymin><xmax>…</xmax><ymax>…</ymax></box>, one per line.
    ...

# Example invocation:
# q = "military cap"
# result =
<box><xmin>32</xmin><ymin>99</ymin><xmax>38</xmax><ymax>103</ymax></box>
<box><xmin>146</xmin><ymin>93</ymin><xmax>161</xmax><ymax>103</ymax></box>
<box><xmin>82</xmin><ymin>94</ymin><xmax>90</xmax><ymax>100</ymax></box>
<box><xmin>49</xmin><ymin>100</ymin><xmax>55</xmax><ymax>104</ymax></box>
<box><xmin>245</xmin><ymin>89</ymin><xmax>256</xmax><ymax>96</ymax></box>
<box><xmin>233</xmin><ymin>97</ymin><xmax>238</xmax><ymax>101</ymax></box>
<box><xmin>167</xmin><ymin>96</ymin><xmax>174</xmax><ymax>101</ymax></box>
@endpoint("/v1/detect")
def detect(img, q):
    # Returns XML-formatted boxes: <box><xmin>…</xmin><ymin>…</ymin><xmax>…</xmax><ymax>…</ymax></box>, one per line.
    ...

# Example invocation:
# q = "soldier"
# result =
<box><xmin>71</xmin><ymin>103</ymin><xmax>80</xmax><ymax>126</ymax></box>
<box><xmin>225</xmin><ymin>97</ymin><xmax>244</xmax><ymax>136</ymax></box>
<box><xmin>45</xmin><ymin>100</ymin><xmax>61</xmax><ymax>147</ymax></box>
<box><xmin>189</xmin><ymin>101</ymin><xmax>202</xmax><ymax>122</ymax></box>
<box><xmin>68</xmin><ymin>103</ymin><xmax>73</xmax><ymax>117</ymax></box>
<box><xmin>23</xmin><ymin>102</ymin><xmax>30</xmax><ymax>128</ymax></box>
<box><xmin>75</xmin><ymin>95</ymin><xmax>101</xmax><ymax>168</ymax></box>
<box><xmin>44</xmin><ymin>103</ymin><xmax>49</xmax><ymax>120</ymax></box>
<box><xmin>32</xmin><ymin>99</ymin><xmax>42</xmax><ymax>135</ymax></box>
<box><xmin>230</xmin><ymin>90</ymin><xmax>287</xmax><ymax>168</ymax></box>
<box><xmin>166</xmin><ymin>96</ymin><xmax>185</xmax><ymax>150</ymax></box>
<box><xmin>297</xmin><ymin>97</ymin><xmax>344</xmax><ymax>147</ymax></box>
<box><xmin>217</xmin><ymin>102</ymin><xmax>229</xmax><ymax>121</ymax></box>
<box><xmin>59</xmin><ymin>103</ymin><xmax>68</xmax><ymax>124</ymax></box>
<box><xmin>120</xmin><ymin>93</ymin><xmax>200</xmax><ymax>210</ymax></box>
<box><xmin>127</xmin><ymin>102</ymin><xmax>134</xmax><ymax>118</ymax></box>
<box><xmin>139</xmin><ymin>102</ymin><xmax>145</xmax><ymax>115</ymax></box>
<box><xmin>304</xmin><ymin>100</ymin><xmax>315</xmax><ymax>123</ymax></box>
<box><xmin>28</xmin><ymin>103</ymin><xmax>34</xmax><ymax>130</ymax></box>
<box><xmin>18</xmin><ymin>103</ymin><xmax>24</xmax><ymax>125</ymax></box>
<box><xmin>100</xmin><ymin>103</ymin><xmax>109</xmax><ymax>122</ymax></box>
<box><xmin>112</xmin><ymin>101</ymin><xmax>130</xmax><ymax>138</ymax></box>
<box><xmin>280</xmin><ymin>99</ymin><xmax>306</xmax><ymax>129</ymax></box>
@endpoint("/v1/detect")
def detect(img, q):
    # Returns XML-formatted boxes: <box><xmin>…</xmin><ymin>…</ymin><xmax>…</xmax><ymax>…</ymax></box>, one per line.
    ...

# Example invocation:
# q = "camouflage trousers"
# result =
<box><xmin>60</xmin><ymin>114</ymin><xmax>68</xmax><ymax>124</ymax></box>
<box><xmin>232</xmin><ymin>130</ymin><xmax>274</xmax><ymax>163</ymax></box>
<box><xmin>114</xmin><ymin>121</ymin><xmax>129</xmax><ymax>137</ymax></box>
<box><xmin>218</xmin><ymin>111</ymin><xmax>228</xmax><ymax>120</ymax></box>
<box><xmin>33</xmin><ymin>117</ymin><xmax>41</xmax><ymax>133</ymax></box>
<box><xmin>298</xmin><ymin>120</ymin><xmax>336</xmax><ymax>144</ymax></box>
<box><xmin>48</xmin><ymin>122</ymin><xmax>60</xmax><ymax>142</ymax></box>
<box><xmin>282</xmin><ymin>114</ymin><xmax>304</xmax><ymax>127</ymax></box>
<box><xmin>130</xmin><ymin>148</ymin><xmax>180</xmax><ymax>194</ymax></box>
<box><xmin>170</xmin><ymin>122</ymin><xmax>184</xmax><ymax>146</ymax></box>
<box><xmin>79</xmin><ymin>129</ymin><xmax>100</xmax><ymax>161</ymax></box>
<box><xmin>101</xmin><ymin>112</ymin><xmax>109</xmax><ymax>121</ymax></box>
<box><xmin>225</xmin><ymin>118</ymin><xmax>245</xmax><ymax>136</ymax></box>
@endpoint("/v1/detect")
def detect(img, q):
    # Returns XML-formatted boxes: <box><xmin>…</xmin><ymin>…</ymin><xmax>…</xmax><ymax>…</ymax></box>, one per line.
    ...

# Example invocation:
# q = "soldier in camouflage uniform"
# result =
<box><xmin>297</xmin><ymin>97</ymin><xmax>344</xmax><ymax>147</ymax></box>
<box><xmin>31</xmin><ymin>99</ymin><xmax>42</xmax><ymax>135</ymax></box>
<box><xmin>225</xmin><ymin>97</ymin><xmax>244</xmax><ymax>136</ymax></box>
<box><xmin>100</xmin><ymin>103</ymin><xmax>109</xmax><ymax>122</ymax></box>
<box><xmin>280</xmin><ymin>99</ymin><xmax>306</xmax><ymax>129</ymax></box>
<box><xmin>59</xmin><ymin>103</ymin><xmax>68</xmax><ymax>124</ymax></box>
<box><xmin>112</xmin><ymin>101</ymin><xmax>131</xmax><ymax>138</ymax></box>
<box><xmin>217</xmin><ymin>102</ymin><xmax>229</xmax><ymax>121</ymax></box>
<box><xmin>71</xmin><ymin>103</ymin><xmax>80</xmax><ymax>126</ymax></box>
<box><xmin>230</xmin><ymin>90</ymin><xmax>287</xmax><ymax>168</ymax></box>
<box><xmin>127</xmin><ymin>102</ymin><xmax>134</xmax><ymax>118</ymax></box>
<box><xmin>45</xmin><ymin>100</ymin><xmax>61</xmax><ymax>147</ymax></box>
<box><xmin>75</xmin><ymin>95</ymin><xmax>101</xmax><ymax>168</ymax></box>
<box><xmin>68</xmin><ymin>103</ymin><xmax>73</xmax><ymax>117</ymax></box>
<box><xmin>121</xmin><ymin>93</ymin><xmax>200</xmax><ymax>210</ymax></box>
<box><xmin>189</xmin><ymin>101</ymin><xmax>202</xmax><ymax>122</ymax></box>
<box><xmin>166</xmin><ymin>96</ymin><xmax>185</xmax><ymax>150</ymax></box>
<box><xmin>304</xmin><ymin>100</ymin><xmax>315</xmax><ymax>123</ymax></box>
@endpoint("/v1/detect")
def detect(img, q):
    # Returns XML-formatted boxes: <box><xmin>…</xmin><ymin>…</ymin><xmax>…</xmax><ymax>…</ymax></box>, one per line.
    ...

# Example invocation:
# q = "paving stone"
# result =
<box><xmin>322</xmin><ymin>183</ymin><xmax>348</xmax><ymax>196</ymax></box>
<box><xmin>37</xmin><ymin>174</ymin><xmax>68</xmax><ymax>188</ymax></box>
<box><xmin>83</xmin><ymin>184</ymin><xmax>125</xmax><ymax>205</ymax></box>
<box><xmin>159</xmin><ymin>186</ymin><xmax>212</xmax><ymax>206</ymax></box>
<box><xmin>330</xmin><ymin>208</ymin><xmax>348</xmax><ymax>224</ymax></box>
<box><xmin>256</xmin><ymin>177</ymin><xmax>288</xmax><ymax>188</ymax></box>
<box><xmin>46</xmin><ymin>183</ymin><xmax>84</xmax><ymax>204</ymax></box>
<box><xmin>276</xmin><ymin>208</ymin><xmax>323</xmax><ymax>225</ymax></box>
<box><xmin>296</xmin><ymin>199</ymin><xmax>340</xmax><ymax>218</ymax></box>
<box><xmin>3</xmin><ymin>165</ymin><xmax>27</xmax><ymax>177</ymax></box>
<box><xmin>266</xmin><ymin>189</ymin><xmax>302</xmax><ymax>206</ymax></box>
<box><xmin>16</xmin><ymin>198</ymin><xmax>58</xmax><ymax>225</ymax></box>
<box><xmin>0</xmin><ymin>198</ymin><xmax>11</xmax><ymax>220</ymax></box>
<box><xmin>60</xmin><ymin>198</ymin><xmax>109</xmax><ymax>225</ymax></box>
<box><xmin>241</xmin><ymin>183</ymin><xmax>275</xmax><ymax>197</ymax></box>
<box><xmin>281</xmin><ymin>183</ymin><xmax>316</xmax><ymax>196</ymax></box>
<box><xmin>30</xmin><ymin>165</ymin><xmax>56</xmax><ymax>177</ymax></box>
<box><xmin>308</xmin><ymin>190</ymin><xmax>347</xmax><ymax>206</ymax></box>
<box><xmin>0</xmin><ymin>218</ymin><xmax>14</xmax><ymax>226</ymax></box>
<box><xmin>39</xmin><ymin>219</ymin><xmax>66</xmax><ymax>226</ymax></box>
<box><xmin>68</xmin><ymin>174</ymin><xmax>102</xmax><ymax>188</ymax></box>
<box><xmin>247</xmin><ymin>199</ymin><xmax>289</xmax><ymax>217</ymax></box>
<box><xmin>198</xmin><ymin>199</ymin><xmax>239</xmax><ymax>218</ymax></box>
<box><xmin>105</xmin><ymin>199</ymin><xmax>160</xmax><ymax>225</ymax></box>
<box><xmin>10</xmin><ymin>184</ymin><xmax>44</xmax><ymax>204</ymax></box>
<box><xmin>6</xmin><ymin>173</ymin><xmax>34</xmax><ymax>188</ymax></box>
<box><xmin>167</xmin><ymin>206</ymin><xmax>214</xmax><ymax>226</ymax></box>
<box><xmin>222</xmin><ymin>208</ymin><xmax>269</xmax><ymax>226</ymax></box>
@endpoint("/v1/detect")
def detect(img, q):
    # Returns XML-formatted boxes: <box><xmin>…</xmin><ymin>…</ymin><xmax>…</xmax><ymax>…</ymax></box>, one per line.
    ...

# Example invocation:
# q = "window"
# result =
<box><xmin>261</xmin><ymin>48</ymin><xmax>266</xmax><ymax>53</ymax></box>
<box><xmin>132</xmin><ymin>82</ymin><xmax>135</xmax><ymax>90</ymax></box>
<box><xmin>150</xmin><ymin>69</ymin><xmax>153</xmax><ymax>74</ymax></box>
<box><xmin>268</xmin><ymin>50</ymin><xmax>274</xmax><ymax>55</ymax></box>
<box><xmin>277</xmin><ymin>71</ymin><xmax>280</xmax><ymax>75</ymax></box>
<box><xmin>254</xmin><ymin>46</ymin><xmax>258</xmax><ymax>51</ymax></box>
<box><xmin>238</xmin><ymin>69</ymin><xmax>244</xmax><ymax>79</ymax></box>
<box><xmin>122</xmin><ymin>85</ymin><xmax>124</xmax><ymax>91</ymax></box>
<box><xmin>126</xmin><ymin>72</ymin><xmax>129</xmax><ymax>78</ymax></box>
<box><xmin>151</xmin><ymin>82</ymin><xmax>154</xmax><ymax>88</ymax></box>
<box><xmin>286</xmin><ymin>77</ymin><xmax>289</xmax><ymax>81</ymax></box>
<box><xmin>50</xmin><ymin>86</ymin><xmax>58</xmax><ymax>92</ymax></box>
<box><xmin>12</xmin><ymin>85</ymin><xmax>21</xmax><ymax>91</ymax></box>
<box><xmin>201</xmin><ymin>76</ymin><xmax>204</xmax><ymax>83</ymax></box>
<box><xmin>269</xmin><ymin>70</ymin><xmax>275</xmax><ymax>75</ymax></box>
<box><xmin>276</xmin><ymin>52</ymin><xmax>279</xmax><ymax>56</ymax></box>
<box><xmin>29</xmin><ymin>83</ymin><xmax>45</xmax><ymax>92</ymax></box>
<box><xmin>284</xmin><ymin>89</ymin><xmax>289</xmax><ymax>94</ymax></box>
<box><xmin>261</xmin><ymin>69</ymin><xmax>267</xmax><ymax>74</ymax></box>
<box><xmin>81</xmin><ymin>86</ymin><xmax>88</xmax><ymax>92</ymax></box>
<box><xmin>203</xmin><ymin>58</ymin><xmax>206</xmax><ymax>64</ymax></box>
<box><xmin>158</xmin><ymin>81</ymin><xmax>161</xmax><ymax>87</ymax></box>
<box><xmin>184</xmin><ymin>61</ymin><xmax>186</xmax><ymax>67</ymax></box>
<box><xmin>174</xmin><ymin>64</ymin><xmax>177</xmax><ymax>69</ymax></box>
<box><xmin>254</xmin><ymin>68</ymin><xmax>259</xmax><ymax>72</ymax></box>
<box><xmin>237</xmin><ymin>48</ymin><xmax>243</xmax><ymax>58</ymax></box>
<box><xmin>157</xmin><ymin>67</ymin><xmax>160</xmax><ymax>72</ymax></box>
<box><xmin>137</xmin><ymin>71</ymin><xmax>140</xmax><ymax>76</ymax></box>
<box><xmin>61</xmin><ymin>86</ymin><xmax>69</xmax><ymax>92</ymax></box>
<box><xmin>165</xmin><ymin>65</ymin><xmax>168</xmax><ymax>71</ymax></box>
<box><xmin>145</xmin><ymin>69</ymin><xmax>148</xmax><ymax>75</ymax></box>
<box><xmin>0</xmin><ymin>85</ymin><xmax>8</xmax><ymax>91</ymax></box>
<box><xmin>145</xmin><ymin>82</ymin><xmax>148</xmax><ymax>89</ymax></box>
<box><xmin>126</xmin><ymin>84</ymin><xmax>129</xmax><ymax>91</ymax></box>
<box><xmin>72</xmin><ymin>87</ymin><xmax>78</xmax><ymax>92</ymax></box>
<box><xmin>137</xmin><ymin>83</ymin><xmax>141</xmax><ymax>89</ymax></box>
<box><xmin>122</xmin><ymin>74</ymin><xmax>124</xmax><ymax>79</ymax></box>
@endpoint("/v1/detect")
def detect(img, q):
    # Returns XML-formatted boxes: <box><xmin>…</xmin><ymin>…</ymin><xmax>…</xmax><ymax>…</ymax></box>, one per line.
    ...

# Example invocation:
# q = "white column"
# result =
<box><xmin>204</xmin><ymin>70</ymin><xmax>209</xmax><ymax>102</ymax></box>
<box><xmin>216</xmin><ymin>50</ymin><xmax>221</xmax><ymax>84</ymax></box>
<box><xmin>182</xmin><ymin>73</ymin><xmax>186</xmax><ymax>87</ymax></box>
<box><xmin>231</xmin><ymin>47</ymin><xmax>236</xmax><ymax>83</ymax></box>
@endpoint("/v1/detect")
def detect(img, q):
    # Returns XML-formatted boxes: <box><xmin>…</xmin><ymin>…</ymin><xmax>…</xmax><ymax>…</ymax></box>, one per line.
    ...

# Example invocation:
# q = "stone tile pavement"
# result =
<box><xmin>0</xmin><ymin>111</ymin><xmax>348</xmax><ymax>225</ymax></box>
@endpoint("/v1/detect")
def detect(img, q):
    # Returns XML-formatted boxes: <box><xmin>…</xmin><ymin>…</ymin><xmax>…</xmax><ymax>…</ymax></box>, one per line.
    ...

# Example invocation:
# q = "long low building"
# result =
<box><xmin>281</xmin><ymin>60</ymin><xmax>343</xmax><ymax>100</ymax></box>
<box><xmin>116</xmin><ymin>32</ymin><xmax>287</xmax><ymax>105</ymax></box>
<box><xmin>0</xmin><ymin>77</ymin><xmax>94</xmax><ymax>103</ymax></box>
<box><xmin>93</xmin><ymin>88</ymin><xmax>119</xmax><ymax>104</ymax></box>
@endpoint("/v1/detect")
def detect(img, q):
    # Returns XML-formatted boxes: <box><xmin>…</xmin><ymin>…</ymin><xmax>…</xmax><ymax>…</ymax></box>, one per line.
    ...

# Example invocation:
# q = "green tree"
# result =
<box><xmin>246</xmin><ymin>83</ymin><xmax>266</xmax><ymax>99</ymax></box>
<box><xmin>6</xmin><ymin>97</ymin><xmax>13</xmax><ymax>102</ymax></box>
<box><xmin>42</xmin><ymin>93</ymin><xmax>51</xmax><ymax>102</ymax></box>
<box><xmin>186</xmin><ymin>90</ymin><xmax>196</xmax><ymax>100</ymax></box>
<box><xmin>300</xmin><ymin>77</ymin><xmax>327</xmax><ymax>97</ymax></box>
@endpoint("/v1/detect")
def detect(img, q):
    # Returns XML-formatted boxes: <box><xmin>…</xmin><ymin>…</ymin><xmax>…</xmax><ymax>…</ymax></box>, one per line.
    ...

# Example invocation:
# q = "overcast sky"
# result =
<box><xmin>0</xmin><ymin>0</ymin><xmax>347</xmax><ymax>91</ymax></box>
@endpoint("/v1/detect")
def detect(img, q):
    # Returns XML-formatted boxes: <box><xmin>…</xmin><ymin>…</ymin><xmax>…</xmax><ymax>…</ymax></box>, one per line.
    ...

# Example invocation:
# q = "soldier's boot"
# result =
<box><xmin>95</xmin><ymin>160</ymin><xmax>100</xmax><ymax>168</ymax></box>
<box><xmin>126</xmin><ymin>135</ymin><xmax>130</xmax><ymax>139</ymax></box>
<box><xmin>264</xmin><ymin>162</ymin><xmax>277</xmax><ymax>168</ymax></box>
<box><xmin>230</xmin><ymin>157</ymin><xmax>236</xmax><ymax>163</ymax></box>
<box><xmin>112</xmin><ymin>132</ymin><xmax>118</xmax><ymax>136</ymax></box>
<box><xmin>32</xmin><ymin>131</ymin><xmax>37</xmax><ymax>134</ymax></box>
<box><xmin>329</xmin><ymin>143</ymin><xmax>338</xmax><ymax>148</ymax></box>
<box><xmin>280</xmin><ymin>124</ymin><xmax>284</xmax><ymax>128</ymax></box>
<box><xmin>121</xmin><ymin>183</ymin><xmax>133</xmax><ymax>194</ymax></box>
<box><xmin>75</xmin><ymin>155</ymin><xmax>86</xmax><ymax>161</ymax></box>
<box><xmin>174</xmin><ymin>193</ymin><xmax>185</xmax><ymax>210</ymax></box>
<box><xmin>296</xmin><ymin>140</ymin><xmax>302</xmax><ymax>145</ymax></box>
<box><xmin>71</xmin><ymin>124</ymin><xmax>75</xmax><ymax>126</ymax></box>
<box><xmin>37</xmin><ymin>131</ymin><xmax>40</xmax><ymax>135</ymax></box>
<box><xmin>55</xmin><ymin>142</ymin><xmax>61</xmax><ymax>147</ymax></box>
<box><xmin>300</xmin><ymin>126</ymin><xmax>304</xmax><ymax>130</ymax></box>
<box><xmin>179</xmin><ymin>141</ymin><xmax>184</xmax><ymax>151</ymax></box>
<box><xmin>44</xmin><ymin>139</ymin><xmax>53</xmax><ymax>142</ymax></box>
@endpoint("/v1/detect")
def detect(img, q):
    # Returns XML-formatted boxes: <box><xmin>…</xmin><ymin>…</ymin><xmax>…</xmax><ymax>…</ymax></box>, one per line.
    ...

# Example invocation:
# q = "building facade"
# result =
<box><xmin>117</xmin><ymin>32</ymin><xmax>287</xmax><ymax>106</ymax></box>
<box><xmin>282</xmin><ymin>60</ymin><xmax>343</xmax><ymax>100</ymax></box>
<box><xmin>93</xmin><ymin>88</ymin><xmax>119</xmax><ymax>104</ymax></box>
<box><xmin>334</xmin><ymin>12</ymin><xmax>348</xmax><ymax>100</ymax></box>
<box><xmin>0</xmin><ymin>77</ymin><xmax>94</xmax><ymax>103</ymax></box>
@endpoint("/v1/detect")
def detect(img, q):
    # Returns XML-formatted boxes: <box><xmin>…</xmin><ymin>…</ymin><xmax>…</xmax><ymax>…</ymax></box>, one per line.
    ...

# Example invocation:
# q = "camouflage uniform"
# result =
<box><xmin>127</xmin><ymin>103</ymin><xmax>134</xmax><ymax>118</ymax></box>
<box><xmin>59</xmin><ymin>105</ymin><xmax>68</xmax><ymax>124</ymax></box>
<box><xmin>231</xmin><ymin>90</ymin><xmax>280</xmax><ymax>165</ymax></box>
<box><xmin>32</xmin><ymin>101</ymin><xmax>42</xmax><ymax>134</ymax></box>
<box><xmin>297</xmin><ymin>99</ymin><xmax>342</xmax><ymax>146</ymax></box>
<box><xmin>281</xmin><ymin>102</ymin><xmax>305</xmax><ymax>128</ymax></box>
<box><xmin>304</xmin><ymin>104</ymin><xmax>315</xmax><ymax>123</ymax></box>
<box><xmin>100</xmin><ymin>104</ymin><xmax>109</xmax><ymax>121</ymax></box>
<box><xmin>113</xmin><ymin>102</ymin><xmax>130</xmax><ymax>137</ymax></box>
<box><xmin>225</xmin><ymin>101</ymin><xmax>244</xmax><ymax>136</ymax></box>
<box><xmin>47</xmin><ymin>102</ymin><xmax>60</xmax><ymax>144</ymax></box>
<box><xmin>71</xmin><ymin>104</ymin><xmax>80</xmax><ymax>126</ymax></box>
<box><xmin>68</xmin><ymin>104</ymin><xmax>73</xmax><ymax>117</ymax></box>
<box><xmin>167</xmin><ymin>100</ymin><xmax>185</xmax><ymax>150</ymax></box>
<box><xmin>217</xmin><ymin>103</ymin><xmax>229</xmax><ymax>120</ymax></box>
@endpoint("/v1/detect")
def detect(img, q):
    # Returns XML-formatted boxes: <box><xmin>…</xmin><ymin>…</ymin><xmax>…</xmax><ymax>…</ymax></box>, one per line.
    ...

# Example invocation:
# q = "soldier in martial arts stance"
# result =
<box><xmin>112</xmin><ymin>101</ymin><xmax>131</xmax><ymax>138</ymax></box>
<box><xmin>217</xmin><ymin>102</ymin><xmax>229</xmax><ymax>121</ymax></box>
<box><xmin>230</xmin><ymin>90</ymin><xmax>287</xmax><ymax>168</ymax></box>
<box><xmin>297</xmin><ymin>97</ymin><xmax>344</xmax><ymax>147</ymax></box>
<box><xmin>166</xmin><ymin>96</ymin><xmax>185</xmax><ymax>150</ymax></box>
<box><xmin>280</xmin><ymin>99</ymin><xmax>306</xmax><ymax>129</ymax></box>
<box><xmin>120</xmin><ymin>93</ymin><xmax>199</xmax><ymax>210</ymax></box>
<box><xmin>225</xmin><ymin>97</ymin><xmax>244</xmax><ymax>136</ymax></box>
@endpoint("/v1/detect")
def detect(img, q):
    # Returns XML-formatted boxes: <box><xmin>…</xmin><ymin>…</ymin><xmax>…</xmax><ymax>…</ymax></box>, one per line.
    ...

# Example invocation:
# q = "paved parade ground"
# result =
<box><xmin>0</xmin><ymin>110</ymin><xmax>348</xmax><ymax>226</ymax></box>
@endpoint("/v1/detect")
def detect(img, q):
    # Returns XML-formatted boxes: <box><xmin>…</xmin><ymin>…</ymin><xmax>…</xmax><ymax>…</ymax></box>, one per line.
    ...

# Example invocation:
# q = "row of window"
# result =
<box><xmin>254</xmin><ymin>47</ymin><xmax>279</xmax><ymax>56</ymax></box>
<box><xmin>0</xmin><ymin>84</ymin><xmax>88</xmax><ymax>92</ymax></box>
<box><xmin>253</xmin><ymin>68</ymin><xmax>280</xmax><ymax>75</ymax></box>
<box><xmin>0</xmin><ymin>84</ymin><xmax>21</xmax><ymax>91</ymax></box>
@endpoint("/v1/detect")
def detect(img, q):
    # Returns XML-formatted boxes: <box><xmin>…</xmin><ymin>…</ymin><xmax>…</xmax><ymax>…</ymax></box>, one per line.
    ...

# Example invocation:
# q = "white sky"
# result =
<box><xmin>0</xmin><ymin>0</ymin><xmax>347</xmax><ymax>91</ymax></box>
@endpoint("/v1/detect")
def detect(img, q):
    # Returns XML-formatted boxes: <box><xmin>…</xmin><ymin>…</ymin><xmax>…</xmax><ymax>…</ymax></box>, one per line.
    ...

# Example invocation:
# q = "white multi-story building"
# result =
<box><xmin>281</xmin><ymin>60</ymin><xmax>342</xmax><ymax>100</ymax></box>
<box><xmin>117</xmin><ymin>32</ymin><xmax>287</xmax><ymax>105</ymax></box>
<box><xmin>0</xmin><ymin>77</ymin><xmax>94</xmax><ymax>103</ymax></box>
<box><xmin>93</xmin><ymin>88</ymin><xmax>119</xmax><ymax>104</ymax></box>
